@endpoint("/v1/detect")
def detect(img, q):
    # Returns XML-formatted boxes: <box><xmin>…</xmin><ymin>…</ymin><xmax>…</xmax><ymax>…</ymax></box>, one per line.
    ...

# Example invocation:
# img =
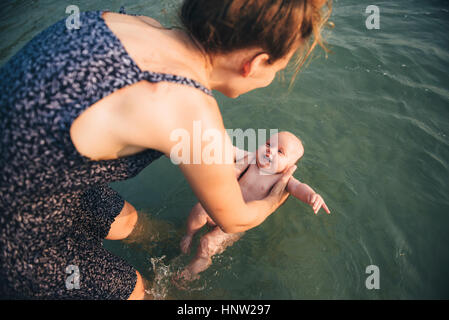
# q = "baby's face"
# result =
<box><xmin>256</xmin><ymin>132</ymin><xmax>304</xmax><ymax>174</ymax></box>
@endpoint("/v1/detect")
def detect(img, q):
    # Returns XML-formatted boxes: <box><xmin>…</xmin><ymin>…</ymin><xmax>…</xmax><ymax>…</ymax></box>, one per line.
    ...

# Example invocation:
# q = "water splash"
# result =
<box><xmin>145</xmin><ymin>254</ymin><xmax>209</xmax><ymax>299</ymax></box>
<box><xmin>146</xmin><ymin>255</ymin><xmax>171</xmax><ymax>300</ymax></box>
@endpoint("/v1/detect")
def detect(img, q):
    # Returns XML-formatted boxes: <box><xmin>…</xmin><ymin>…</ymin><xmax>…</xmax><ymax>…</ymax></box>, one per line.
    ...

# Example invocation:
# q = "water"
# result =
<box><xmin>1</xmin><ymin>0</ymin><xmax>448</xmax><ymax>299</ymax></box>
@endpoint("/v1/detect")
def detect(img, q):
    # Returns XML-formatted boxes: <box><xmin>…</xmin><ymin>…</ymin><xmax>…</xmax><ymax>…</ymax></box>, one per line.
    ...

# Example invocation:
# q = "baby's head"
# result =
<box><xmin>256</xmin><ymin>131</ymin><xmax>304</xmax><ymax>174</ymax></box>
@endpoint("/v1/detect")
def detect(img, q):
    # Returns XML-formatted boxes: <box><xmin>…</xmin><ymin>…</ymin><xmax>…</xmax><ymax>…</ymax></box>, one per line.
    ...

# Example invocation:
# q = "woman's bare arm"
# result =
<box><xmin>176</xmin><ymin>114</ymin><xmax>293</xmax><ymax>233</ymax></box>
<box><xmin>116</xmin><ymin>86</ymin><xmax>296</xmax><ymax>233</ymax></box>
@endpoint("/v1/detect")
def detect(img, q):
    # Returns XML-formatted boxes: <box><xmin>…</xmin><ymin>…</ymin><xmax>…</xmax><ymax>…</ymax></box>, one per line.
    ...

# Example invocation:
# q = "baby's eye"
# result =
<box><xmin>278</xmin><ymin>150</ymin><xmax>283</xmax><ymax>154</ymax></box>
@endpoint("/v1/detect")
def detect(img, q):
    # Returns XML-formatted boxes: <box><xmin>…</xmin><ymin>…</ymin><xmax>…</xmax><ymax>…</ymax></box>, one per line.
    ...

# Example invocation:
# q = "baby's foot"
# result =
<box><xmin>171</xmin><ymin>269</ymin><xmax>200</xmax><ymax>290</ymax></box>
<box><xmin>179</xmin><ymin>269</ymin><xmax>200</xmax><ymax>282</ymax></box>
<box><xmin>180</xmin><ymin>235</ymin><xmax>193</xmax><ymax>254</ymax></box>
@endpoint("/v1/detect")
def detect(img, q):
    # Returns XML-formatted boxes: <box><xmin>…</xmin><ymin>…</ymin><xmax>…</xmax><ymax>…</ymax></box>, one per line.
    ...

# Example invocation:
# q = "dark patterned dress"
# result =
<box><xmin>0</xmin><ymin>9</ymin><xmax>213</xmax><ymax>299</ymax></box>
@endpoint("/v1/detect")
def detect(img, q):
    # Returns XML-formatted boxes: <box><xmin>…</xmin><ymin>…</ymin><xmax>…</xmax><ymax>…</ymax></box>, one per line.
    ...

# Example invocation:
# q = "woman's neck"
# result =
<box><xmin>169</xmin><ymin>28</ymin><xmax>257</xmax><ymax>97</ymax></box>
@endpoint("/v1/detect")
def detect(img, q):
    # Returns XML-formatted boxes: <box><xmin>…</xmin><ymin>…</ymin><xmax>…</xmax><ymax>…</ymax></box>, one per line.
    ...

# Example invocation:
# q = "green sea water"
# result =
<box><xmin>1</xmin><ymin>0</ymin><xmax>448</xmax><ymax>299</ymax></box>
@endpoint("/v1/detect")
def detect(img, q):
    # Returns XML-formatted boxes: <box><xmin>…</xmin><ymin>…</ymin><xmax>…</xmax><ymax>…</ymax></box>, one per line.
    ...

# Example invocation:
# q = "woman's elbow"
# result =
<box><xmin>210</xmin><ymin>203</ymin><xmax>258</xmax><ymax>234</ymax></box>
<box><xmin>218</xmin><ymin>216</ymin><xmax>254</xmax><ymax>234</ymax></box>
<box><xmin>220</xmin><ymin>223</ymin><xmax>245</xmax><ymax>234</ymax></box>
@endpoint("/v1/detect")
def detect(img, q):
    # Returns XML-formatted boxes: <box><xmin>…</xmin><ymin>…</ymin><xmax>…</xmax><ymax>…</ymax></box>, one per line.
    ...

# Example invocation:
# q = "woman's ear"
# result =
<box><xmin>241</xmin><ymin>61</ymin><xmax>251</xmax><ymax>77</ymax></box>
<box><xmin>241</xmin><ymin>52</ymin><xmax>270</xmax><ymax>77</ymax></box>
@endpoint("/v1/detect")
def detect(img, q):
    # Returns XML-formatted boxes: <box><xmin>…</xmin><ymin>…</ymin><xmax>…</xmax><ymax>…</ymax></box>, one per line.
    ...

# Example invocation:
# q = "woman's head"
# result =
<box><xmin>180</xmin><ymin>0</ymin><xmax>332</xmax><ymax>95</ymax></box>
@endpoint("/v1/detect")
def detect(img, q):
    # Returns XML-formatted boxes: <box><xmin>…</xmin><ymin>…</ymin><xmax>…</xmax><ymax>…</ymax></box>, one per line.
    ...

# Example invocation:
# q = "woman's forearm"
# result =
<box><xmin>220</xmin><ymin>198</ymin><xmax>275</xmax><ymax>234</ymax></box>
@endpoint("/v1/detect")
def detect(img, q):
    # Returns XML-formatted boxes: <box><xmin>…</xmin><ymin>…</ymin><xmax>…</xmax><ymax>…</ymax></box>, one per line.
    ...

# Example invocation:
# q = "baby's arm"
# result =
<box><xmin>286</xmin><ymin>177</ymin><xmax>331</xmax><ymax>215</ymax></box>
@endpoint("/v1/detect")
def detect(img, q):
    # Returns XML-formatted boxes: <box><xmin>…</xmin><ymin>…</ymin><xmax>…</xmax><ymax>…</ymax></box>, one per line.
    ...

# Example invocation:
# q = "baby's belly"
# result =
<box><xmin>239</xmin><ymin>183</ymin><xmax>270</xmax><ymax>202</ymax></box>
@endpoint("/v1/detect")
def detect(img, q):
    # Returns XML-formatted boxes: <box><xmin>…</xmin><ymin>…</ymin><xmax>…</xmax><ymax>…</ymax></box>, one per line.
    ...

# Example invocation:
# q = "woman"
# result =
<box><xmin>0</xmin><ymin>0</ymin><xmax>331</xmax><ymax>299</ymax></box>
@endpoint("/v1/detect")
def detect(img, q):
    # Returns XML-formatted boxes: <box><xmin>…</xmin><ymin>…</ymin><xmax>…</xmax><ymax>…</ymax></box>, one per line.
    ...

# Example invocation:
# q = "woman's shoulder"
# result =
<box><xmin>138</xmin><ymin>78</ymin><xmax>219</xmax><ymax>126</ymax></box>
<box><xmin>104</xmin><ymin>12</ymin><xmax>210</xmax><ymax>89</ymax></box>
<box><xmin>105</xmin><ymin>11</ymin><xmax>164</xmax><ymax>29</ymax></box>
<box><xmin>134</xmin><ymin>15</ymin><xmax>164</xmax><ymax>28</ymax></box>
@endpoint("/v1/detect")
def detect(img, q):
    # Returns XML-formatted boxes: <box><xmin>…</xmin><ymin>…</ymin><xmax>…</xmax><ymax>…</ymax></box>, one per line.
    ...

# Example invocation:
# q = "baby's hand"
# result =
<box><xmin>309</xmin><ymin>193</ymin><xmax>330</xmax><ymax>215</ymax></box>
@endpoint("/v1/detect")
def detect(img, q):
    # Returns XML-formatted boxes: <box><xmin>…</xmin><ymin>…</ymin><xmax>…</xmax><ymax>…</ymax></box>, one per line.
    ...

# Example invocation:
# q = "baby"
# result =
<box><xmin>178</xmin><ymin>131</ymin><xmax>330</xmax><ymax>281</ymax></box>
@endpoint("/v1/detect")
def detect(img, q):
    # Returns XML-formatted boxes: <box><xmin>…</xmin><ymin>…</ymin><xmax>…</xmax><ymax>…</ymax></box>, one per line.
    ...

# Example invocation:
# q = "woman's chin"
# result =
<box><xmin>219</xmin><ymin>87</ymin><xmax>243</xmax><ymax>99</ymax></box>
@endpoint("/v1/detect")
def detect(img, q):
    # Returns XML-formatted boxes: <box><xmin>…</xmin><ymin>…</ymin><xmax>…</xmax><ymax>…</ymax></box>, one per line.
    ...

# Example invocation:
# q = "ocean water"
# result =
<box><xmin>1</xmin><ymin>0</ymin><xmax>448</xmax><ymax>299</ymax></box>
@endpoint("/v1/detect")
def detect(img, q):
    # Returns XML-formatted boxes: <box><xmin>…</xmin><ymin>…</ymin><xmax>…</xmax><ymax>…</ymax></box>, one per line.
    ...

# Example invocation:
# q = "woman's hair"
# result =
<box><xmin>179</xmin><ymin>0</ymin><xmax>332</xmax><ymax>81</ymax></box>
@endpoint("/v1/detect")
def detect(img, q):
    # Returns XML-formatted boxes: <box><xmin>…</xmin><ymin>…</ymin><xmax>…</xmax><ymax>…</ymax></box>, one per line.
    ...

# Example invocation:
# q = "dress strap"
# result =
<box><xmin>119</xmin><ymin>6</ymin><xmax>138</xmax><ymax>16</ymax></box>
<box><xmin>139</xmin><ymin>71</ymin><xmax>214</xmax><ymax>97</ymax></box>
<box><xmin>117</xmin><ymin>7</ymin><xmax>214</xmax><ymax>97</ymax></box>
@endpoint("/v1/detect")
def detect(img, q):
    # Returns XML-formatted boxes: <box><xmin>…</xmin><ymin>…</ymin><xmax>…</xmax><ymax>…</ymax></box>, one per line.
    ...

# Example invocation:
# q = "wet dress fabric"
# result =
<box><xmin>0</xmin><ymin>10</ymin><xmax>213</xmax><ymax>299</ymax></box>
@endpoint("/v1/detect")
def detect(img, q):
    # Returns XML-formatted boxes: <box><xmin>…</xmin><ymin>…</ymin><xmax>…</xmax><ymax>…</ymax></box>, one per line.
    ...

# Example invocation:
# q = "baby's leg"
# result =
<box><xmin>180</xmin><ymin>203</ymin><xmax>216</xmax><ymax>254</ymax></box>
<box><xmin>181</xmin><ymin>227</ymin><xmax>243</xmax><ymax>280</ymax></box>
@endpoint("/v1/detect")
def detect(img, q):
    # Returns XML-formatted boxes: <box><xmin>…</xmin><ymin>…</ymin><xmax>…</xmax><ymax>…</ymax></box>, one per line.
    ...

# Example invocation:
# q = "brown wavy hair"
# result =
<box><xmin>179</xmin><ymin>0</ymin><xmax>332</xmax><ymax>83</ymax></box>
